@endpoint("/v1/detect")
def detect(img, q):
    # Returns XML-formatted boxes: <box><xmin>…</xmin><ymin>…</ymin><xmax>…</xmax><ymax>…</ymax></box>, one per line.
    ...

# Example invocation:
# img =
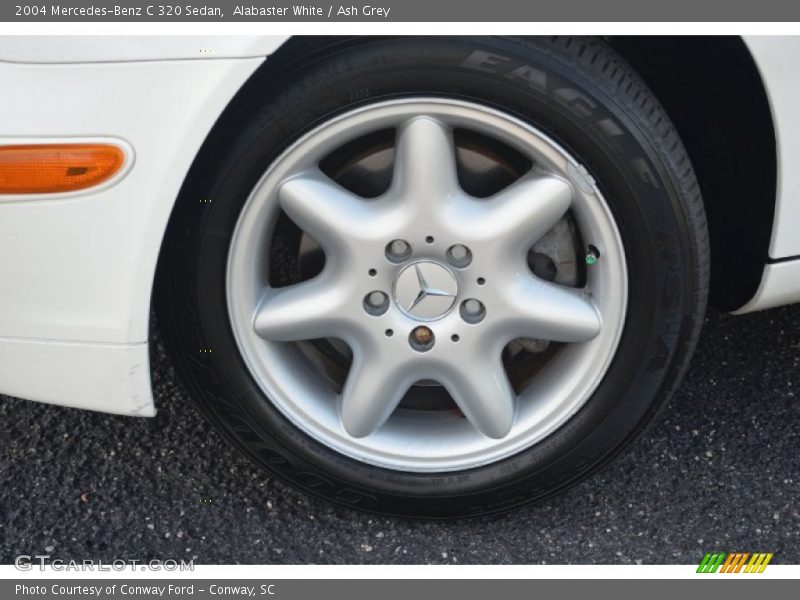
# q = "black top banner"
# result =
<box><xmin>3</xmin><ymin>0</ymin><xmax>800</xmax><ymax>21</ymax></box>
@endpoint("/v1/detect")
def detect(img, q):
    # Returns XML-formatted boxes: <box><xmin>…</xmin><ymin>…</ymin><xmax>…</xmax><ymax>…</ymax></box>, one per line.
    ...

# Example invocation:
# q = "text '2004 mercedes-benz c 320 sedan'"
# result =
<box><xmin>0</xmin><ymin>36</ymin><xmax>797</xmax><ymax>517</ymax></box>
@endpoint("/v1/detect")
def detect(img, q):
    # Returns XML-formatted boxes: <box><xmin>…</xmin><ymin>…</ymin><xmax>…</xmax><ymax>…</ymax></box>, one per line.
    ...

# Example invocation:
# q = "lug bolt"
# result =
<box><xmin>412</xmin><ymin>326</ymin><xmax>433</xmax><ymax>344</ymax></box>
<box><xmin>386</xmin><ymin>239</ymin><xmax>411</xmax><ymax>263</ymax></box>
<box><xmin>367</xmin><ymin>291</ymin><xmax>386</xmax><ymax>306</ymax></box>
<box><xmin>446</xmin><ymin>244</ymin><xmax>472</xmax><ymax>268</ymax></box>
<box><xmin>363</xmin><ymin>290</ymin><xmax>389</xmax><ymax>316</ymax></box>
<box><xmin>460</xmin><ymin>298</ymin><xmax>486</xmax><ymax>324</ymax></box>
<box><xmin>390</xmin><ymin>239</ymin><xmax>409</xmax><ymax>255</ymax></box>
<box><xmin>409</xmin><ymin>325</ymin><xmax>435</xmax><ymax>352</ymax></box>
<box><xmin>463</xmin><ymin>299</ymin><xmax>482</xmax><ymax>314</ymax></box>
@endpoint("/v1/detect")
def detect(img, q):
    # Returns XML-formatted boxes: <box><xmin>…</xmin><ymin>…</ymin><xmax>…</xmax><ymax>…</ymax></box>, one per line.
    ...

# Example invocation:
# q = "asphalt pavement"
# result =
<box><xmin>1</xmin><ymin>305</ymin><xmax>798</xmax><ymax>565</ymax></box>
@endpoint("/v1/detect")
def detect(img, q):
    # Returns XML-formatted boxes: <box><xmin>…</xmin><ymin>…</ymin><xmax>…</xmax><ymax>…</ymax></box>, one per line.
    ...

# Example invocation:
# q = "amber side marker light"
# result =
<box><xmin>0</xmin><ymin>143</ymin><xmax>126</xmax><ymax>195</ymax></box>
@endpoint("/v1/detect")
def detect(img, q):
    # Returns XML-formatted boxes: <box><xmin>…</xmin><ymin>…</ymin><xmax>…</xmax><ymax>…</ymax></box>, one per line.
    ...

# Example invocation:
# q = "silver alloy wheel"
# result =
<box><xmin>226</xmin><ymin>98</ymin><xmax>627</xmax><ymax>472</ymax></box>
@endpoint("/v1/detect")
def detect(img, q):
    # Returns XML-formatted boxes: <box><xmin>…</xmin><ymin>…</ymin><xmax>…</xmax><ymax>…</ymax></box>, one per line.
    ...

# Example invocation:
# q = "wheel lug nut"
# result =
<box><xmin>412</xmin><ymin>325</ymin><xmax>433</xmax><ymax>343</ymax></box>
<box><xmin>391</xmin><ymin>239</ymin><xmax>409</xmax><ymax>255</ymax></box>
<box><xmin>409</xmin><ymin>326</ymin><xmax>435</xmax><ymax>352</ymax></box>
<box><xmin>446</xmin><ymin>244</ymin><xmax>472</xmax><ymax>268</ymax></box>
<box><xmin>463</xmin><ymin>299</ymin><xmax>482</xmax><ymax>314</ymax></box>
<box><xmin>363</xmin><ymin>291</ymin><xmax>389</xmax><ymax>316</ymax></box>
<box><xmin>460</xmin><ymin>298</ymin><xmax>486</xmax><ymax>324</ymax></box>
<box><xmin>367</xmin><ymin>291</ymin><xmax>387</xmax><ymax>306</ymax></box>
<box><xmin>386</xmin><ymin>239</ymin><xmax>411</xmax><ymax>263</ymax></box>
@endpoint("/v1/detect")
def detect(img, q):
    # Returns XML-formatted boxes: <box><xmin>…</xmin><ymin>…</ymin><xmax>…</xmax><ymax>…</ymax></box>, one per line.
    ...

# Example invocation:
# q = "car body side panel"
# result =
<box><xmin>0</xmin><ymin>39</ymin><xmax>289</xmax><ymax>415</ymax></box>
<box><xmin>0</xmin><ymin>57</ymin><xmax>267</xmax><ymax>343</ymax></box>
<box><xmin>734</xmin><ymin>260</ymin><xmax>800</xmax><ymax>313</ymax></box>
<box><xmin>737</xmin><ymin>36</ymin><xmax>800</xmax><ymax>312</ymax></box>
<box><xmin>0</xmin><ymin>339</ymin><xmax>153</xmax><ymax>416</ymax></box>
<box><xmin>0</xmin><ymin>35</ymin><xmax>286</xmax><ymax>63</ymax></box>
<box><xmin>744</xmin><ymin>36</ymin><xmax>800</xmax><ymax>261</ymax></box>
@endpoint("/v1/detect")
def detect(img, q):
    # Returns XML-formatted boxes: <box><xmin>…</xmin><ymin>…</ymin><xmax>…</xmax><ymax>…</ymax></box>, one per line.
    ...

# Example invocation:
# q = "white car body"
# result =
<box><xmin>0</xmin><ymin>35</ymin><xmax>798</xmax><ymax>417</ymax></box>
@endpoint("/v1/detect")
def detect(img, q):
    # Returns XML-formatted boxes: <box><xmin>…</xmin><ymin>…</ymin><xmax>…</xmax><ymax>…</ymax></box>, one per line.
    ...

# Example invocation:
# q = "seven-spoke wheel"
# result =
<box><xmin>227</xmin><ymin>99</ymin><xmax>627</xmax><ymax>470</ymax></box>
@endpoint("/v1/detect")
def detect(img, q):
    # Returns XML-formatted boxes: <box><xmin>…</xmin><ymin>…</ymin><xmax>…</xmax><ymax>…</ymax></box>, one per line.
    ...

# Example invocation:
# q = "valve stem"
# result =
<box><xmin>585</xmin><ymin>245</ymin><xmax>600</xmax><ymax>266</ymax></box>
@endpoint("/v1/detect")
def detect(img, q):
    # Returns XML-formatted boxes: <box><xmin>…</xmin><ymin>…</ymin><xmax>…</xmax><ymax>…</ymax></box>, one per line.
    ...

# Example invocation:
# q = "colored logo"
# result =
<box><xmin>697</xmin><ymin>552</ymin><xmax>774</xmax><ymax>573</ymax></box>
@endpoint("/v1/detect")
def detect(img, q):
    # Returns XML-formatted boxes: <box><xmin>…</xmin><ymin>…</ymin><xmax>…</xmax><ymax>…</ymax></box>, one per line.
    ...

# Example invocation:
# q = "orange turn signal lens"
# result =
<box><xmin>0</xmin><ymin>143</ymin><xmax>126</xmax><ymax>195</ymax></box>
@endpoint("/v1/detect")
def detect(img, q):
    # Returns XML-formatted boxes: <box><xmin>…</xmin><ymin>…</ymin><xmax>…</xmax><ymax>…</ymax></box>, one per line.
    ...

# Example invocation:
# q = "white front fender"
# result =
<box><xmin>0</xmin><ymin>36</ymin><xmax>290</xmax><ymax>415</ymax></box>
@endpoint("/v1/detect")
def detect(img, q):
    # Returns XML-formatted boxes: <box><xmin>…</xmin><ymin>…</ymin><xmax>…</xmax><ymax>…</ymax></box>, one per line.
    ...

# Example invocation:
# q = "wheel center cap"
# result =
<box><xmin>393</xmin><ymin>260</ymin><xmax>458</xmax><ymax>321</ymax></box>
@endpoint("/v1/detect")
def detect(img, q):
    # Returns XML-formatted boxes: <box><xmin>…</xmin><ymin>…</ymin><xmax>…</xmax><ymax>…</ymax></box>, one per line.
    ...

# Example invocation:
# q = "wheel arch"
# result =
<box><xmin>608</xmin><ymin>36</ymin><xmax>777</xmax><ymax>311</ymax></box>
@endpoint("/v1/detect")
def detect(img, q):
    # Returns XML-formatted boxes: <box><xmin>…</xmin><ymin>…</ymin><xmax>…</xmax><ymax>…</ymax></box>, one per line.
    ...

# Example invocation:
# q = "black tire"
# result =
<box><xmin>157</xmin><ymin>36</ymin><xmax>709</xmax><ymax>518</ymax></box>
